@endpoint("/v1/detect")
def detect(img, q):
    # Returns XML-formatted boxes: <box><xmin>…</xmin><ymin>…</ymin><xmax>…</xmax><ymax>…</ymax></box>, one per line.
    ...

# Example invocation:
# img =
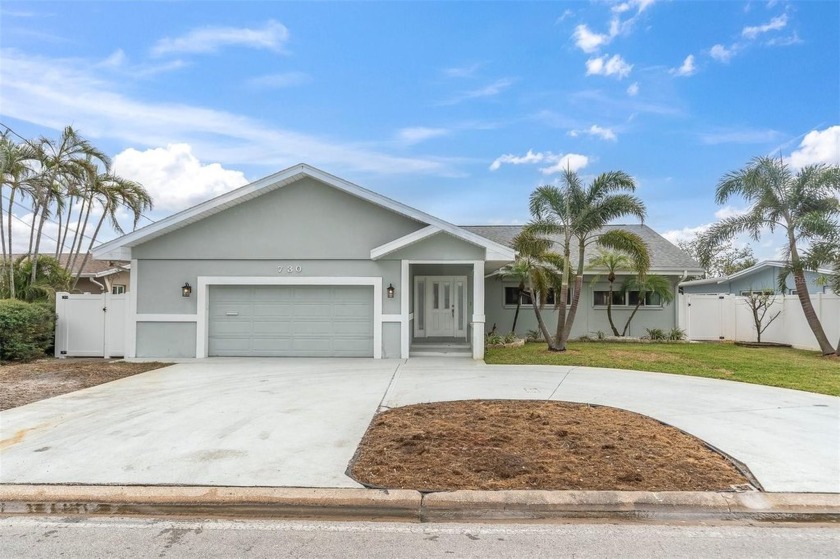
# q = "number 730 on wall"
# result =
<box><xmin>278</xmin><ymin>265</ymin><xmax>303</xmax><ymax>273</ymax></box>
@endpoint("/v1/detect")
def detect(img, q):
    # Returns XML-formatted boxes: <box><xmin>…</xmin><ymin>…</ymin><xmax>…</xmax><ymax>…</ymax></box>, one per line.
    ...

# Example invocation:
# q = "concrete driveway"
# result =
<box><xmin>1</xmin><ymin>358</ymin><xmax>837</xmax><ymax>492</ymax></box>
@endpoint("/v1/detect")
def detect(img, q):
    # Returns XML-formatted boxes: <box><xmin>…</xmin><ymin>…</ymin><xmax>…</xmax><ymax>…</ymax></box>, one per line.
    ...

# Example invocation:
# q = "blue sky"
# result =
<box><xmin>1</xmin><ymin>1</ymin><xmax>838</xmax><ymax>258</ymax></box>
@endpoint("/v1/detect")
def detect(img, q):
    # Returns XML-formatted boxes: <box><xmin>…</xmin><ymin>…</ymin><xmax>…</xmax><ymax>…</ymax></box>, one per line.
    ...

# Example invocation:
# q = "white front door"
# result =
<box><xmin>418</xmin><ymin>276</ymin><xmax>468</xmax><ymax>338</ymax></box>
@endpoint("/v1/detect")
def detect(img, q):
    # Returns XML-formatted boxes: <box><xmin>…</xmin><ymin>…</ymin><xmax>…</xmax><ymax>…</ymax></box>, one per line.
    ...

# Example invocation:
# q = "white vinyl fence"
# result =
<box><xmin>678</xmin><ymin>293</ymin><xmax>839</xmax><ymax>351</ymax></box>
<box><xmin>54</xmin><ymin>292</ymin><xmax>127</xmax><ymax>358</ymax></box>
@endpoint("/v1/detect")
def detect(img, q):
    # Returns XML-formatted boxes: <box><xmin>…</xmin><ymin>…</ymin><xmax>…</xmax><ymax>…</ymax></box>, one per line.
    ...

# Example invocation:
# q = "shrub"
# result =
<box><xmin>596</xmin><ymin>330</ymin><xmax>606</xmax><ymax>340</ymax></box>
<box><xmin>486</xmin><ymin>332</ymin><xmax>503</xmax><ymax>346</ymax></box>
<box><xmin>645</xmin><ymin>328</ymin><xmax>666</xmax><ymax>341</ymax></box>
<box><xmin>525</xmin><ymin>329</ymin><xmax>542</xmax><ymax>342</ymax></box>
<box><xmin>503</xmin><ymin>332</ymin><xmax>518</xmax><ymax>344</ymax></box>
<box><xmin>0</xmin><ymin>299</ymin><xmax>56</xmax><ymax>361</ymax></box>
<box><xmin>668</xmin><ymin>327</ymin><xmax>686</xmax><ymax>341</ymax></box>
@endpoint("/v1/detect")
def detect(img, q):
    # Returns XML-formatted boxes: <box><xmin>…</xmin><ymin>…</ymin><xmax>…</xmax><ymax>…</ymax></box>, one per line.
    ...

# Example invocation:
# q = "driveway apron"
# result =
<box><xmin>0</xmin><ymin>359</ymin><xmax>399</xmax><ymax>488</ymax></box>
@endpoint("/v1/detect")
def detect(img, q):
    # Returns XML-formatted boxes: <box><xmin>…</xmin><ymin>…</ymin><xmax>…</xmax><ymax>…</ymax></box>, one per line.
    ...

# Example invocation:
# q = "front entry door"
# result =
<box><xmin>423</xmin><ymin>276</ymin><xmax>467</xmax><ymax>338</ymax></box>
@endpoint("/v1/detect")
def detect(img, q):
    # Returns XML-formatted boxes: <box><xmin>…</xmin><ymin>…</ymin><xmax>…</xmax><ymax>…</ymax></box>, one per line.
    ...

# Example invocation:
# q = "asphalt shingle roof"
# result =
<box><xmin>461</xmin><ymin>224</ymin><xmax>703</xmax><ymax>272</ymax></box>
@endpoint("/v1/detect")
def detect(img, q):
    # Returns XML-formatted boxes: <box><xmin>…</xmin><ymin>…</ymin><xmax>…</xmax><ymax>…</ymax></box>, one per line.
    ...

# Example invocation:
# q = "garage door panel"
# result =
<box><xmin>208</xmin><ymin>284</ymin><xmax>373</xmax><ymax>357</ymax></box>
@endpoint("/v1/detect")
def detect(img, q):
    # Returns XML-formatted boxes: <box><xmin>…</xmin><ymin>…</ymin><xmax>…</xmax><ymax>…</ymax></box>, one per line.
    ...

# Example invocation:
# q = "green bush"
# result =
<box><xmin>668</xmin><ymin>327</ymin><xmax>687</xmax><ymax>341</ymax></box>
<box><xmin>645</xmin><ymin>328</ymin><xmax>666</xmax><ymax>341</ymax></box>
<box><xmin>503</xmin><ymin>332</ymin><xmax>518</xmax><ymax>344</ymax></box>
<box><xmin>0</xmin><ymin>299</ymin><xmax>56</xmax><ymax>361</ymax></box>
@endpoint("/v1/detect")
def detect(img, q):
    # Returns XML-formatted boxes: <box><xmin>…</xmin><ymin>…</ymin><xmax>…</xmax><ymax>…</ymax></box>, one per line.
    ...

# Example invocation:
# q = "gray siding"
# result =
<box><xmin>682</xmin><ymin>268</ymin><xmax>827</xmax><ymax>295</ymax></box>
<box><xmin>136</xmin><ymin>322</ymin><xmax>197</xmax><ymax>358</ymax></box>
<box><xmin>133</xmin><ymin>177</ymin><xmax>425</xmax><ymax>260</ymax></box>
<box><xmin>485</xmin><ymin>275</ymin><xmax>681</xmax><ymax>339</ymax></box>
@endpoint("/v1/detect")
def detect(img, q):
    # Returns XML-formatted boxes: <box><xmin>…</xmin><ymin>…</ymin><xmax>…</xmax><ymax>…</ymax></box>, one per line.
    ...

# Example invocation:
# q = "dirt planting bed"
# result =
<box><xmin>350</xmin><ymin>400</ymin><xmax>753</xmax><ymax>492</ymax></box>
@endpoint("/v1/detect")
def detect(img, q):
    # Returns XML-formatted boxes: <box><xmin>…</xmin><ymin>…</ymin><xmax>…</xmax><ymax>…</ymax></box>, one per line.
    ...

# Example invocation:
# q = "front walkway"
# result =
<box><xmin>0</xmin><ymin>358</ymin><xmax>836</xmax><ymax>492</ymax></box>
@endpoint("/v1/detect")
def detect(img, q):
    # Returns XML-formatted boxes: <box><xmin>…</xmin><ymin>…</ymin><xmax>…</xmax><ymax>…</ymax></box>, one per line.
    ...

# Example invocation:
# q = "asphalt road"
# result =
<box><xmin>1</xmin><ymin>516</ymin><xmax>837</xmax><ymax>558</ymax></box>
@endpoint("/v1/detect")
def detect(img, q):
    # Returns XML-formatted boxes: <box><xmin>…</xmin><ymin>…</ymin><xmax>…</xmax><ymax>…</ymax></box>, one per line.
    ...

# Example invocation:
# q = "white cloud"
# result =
<box><xmin>0</xmin><ymin>49</ymin><xmax>452</xmax><ymax>176</ymax></box>
<box><xmin>662</xmin><ymin>224</ymin><xmax>711</xmax><ymax>245</ymax></box>
<box><xmin>396</xmin><ymin>127</ymin><xmax>449</xmax><ymax>145</ymax></box>
<box><xmin>671</xmin><ymin>54</ymin><xmax>696</xmax><ymax>77</ymax></box>
<box><xmin>113</xmin><ymin>144</ymin><xmax>248</xmax><ymax>212</ymax></box>
<box><xmin>569</xmin><ymin>124</ymin><xmax>617</xmax><ymax>141</ymax></box>
<box><xmin>440</xmin><ymin>78</ymin><xmax>515</xmax><ymax>105</ymax></box>
<box><xmin>742</xmin><ymin>13</ymin><xmax>787</xmax><ymax>39</ymax></box>
<box><xmin>99</xmin><ymin>49</ymin><xmax>127</xmax><ymax>68</ymax></box>
<box><xmin>489</xmin><ymin>149</ymin><xmax>546</xmax><ymax>171</ymax></box>
<box><xmin>489</xmin><ymin>149</ymin><xmax>588</xmax><ymax>174</ymax></box>
<box><xmin>443</xmin><ymin>63</ymin><xmax>482</xmax><ymax>78</ymax></box>
<box><xmin>766</xmin><ymin>32</ymin><xmax>802</xmax><ymax>47</ymax></box>
<box><xmin>709</xmin><ymin>44</ymin><xmax>734</xmax><ymax>62</ymax></box>
<box><xmin>626</xmin><ymin>82</ymin><xmax>639</xmax><ymax>96</ymax></box>
<box><xmin>151</xmin><ymin>20</ymin><xmax>289</xmax><ymax>56</ymax></box>
<box><xmin>247</xmin><ymin>71</ymin><xmax>311</xmax><ymax>89</ymax></box>
<box><xmin>539</xmin><ymin>153</ymin><xmax>590</xmax><ymax>175</ymax></box>
<box><xmin>714</xmin><ymin>206</ymin><xmax>748</xmax><ymax>220</ymax></box>
<box><xmin>789</xmin><ymin>125</ymin><xmax>840</xmax><ymax>169</ymax></box>
<box><xmin>585</xmin><ymin>54</ymin><xmax>632</xmax><ymax>78</ymax></box>
<box><xmin>573</xmin><ymin>24</ymin><xmax>611</xmax><ymax>53</ymax></box>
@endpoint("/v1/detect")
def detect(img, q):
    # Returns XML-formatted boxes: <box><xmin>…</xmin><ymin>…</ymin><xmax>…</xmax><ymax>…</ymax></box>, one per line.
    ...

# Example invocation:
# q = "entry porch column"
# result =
<box><xmin>472</xmin><ymin>260</ymin><xmax>485</xmax><ymax>360</ymax></box>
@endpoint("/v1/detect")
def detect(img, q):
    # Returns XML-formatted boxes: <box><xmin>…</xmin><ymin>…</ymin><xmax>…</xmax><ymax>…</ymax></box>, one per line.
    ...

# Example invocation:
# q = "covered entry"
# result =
<box><xmin>208</xmin><ymin>284</ymin><xmax>374</xmax><ymax>357</ymax></box>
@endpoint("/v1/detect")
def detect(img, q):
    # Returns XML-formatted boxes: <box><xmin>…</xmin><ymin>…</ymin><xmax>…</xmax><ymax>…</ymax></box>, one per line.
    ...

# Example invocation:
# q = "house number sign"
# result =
<box><xmin>278</xmin><ymin>265</ymin><xmax>303</xmax><ymax>273</ymax></box>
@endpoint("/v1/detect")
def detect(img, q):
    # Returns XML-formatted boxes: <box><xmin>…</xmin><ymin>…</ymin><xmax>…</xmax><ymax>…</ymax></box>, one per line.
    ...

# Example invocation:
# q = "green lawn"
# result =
<box><xmin>485</xmin><ymin>341</ymin><xmax>840</xmax><ymax>396</ymax></box>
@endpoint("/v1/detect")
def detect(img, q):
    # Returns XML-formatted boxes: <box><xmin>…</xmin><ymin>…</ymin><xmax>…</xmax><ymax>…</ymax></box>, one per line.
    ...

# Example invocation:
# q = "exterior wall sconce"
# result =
<box><xmin>182</xmin><ymin>282</ymin><xmax>192</xmax><ymax>297</ymax></box>
<box><xmin>387</xmin><ymin>283</ymin><xmax>395</xmax><ymax>298</ymax></box>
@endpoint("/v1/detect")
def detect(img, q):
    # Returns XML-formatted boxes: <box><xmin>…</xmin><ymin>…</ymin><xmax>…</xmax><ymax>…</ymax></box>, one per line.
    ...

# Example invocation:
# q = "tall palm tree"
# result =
<box><xmin>511</xmin><ymin>231</ymin><xmax>564</xmax><ymax>349</ymax></box>
<box><xmin>497</xmin><ymin>259</ymin><xmax>532</xmax><ymax>333</ymax></box>
<box><xmin>587</xmin><ymin>249</ymin><xmax>632</xmax><ymax>336</ymax></box>
<box><xmin>71</xmin><ymin>172</ymin><xmax>152</xmax><ymax>290</ymax></box>
<box><xmin>525</xmin><ymin>168</ymin><xmax>650</xmax><ymax>350</ymax></box>
<box><xmin>799</xmin><ymin>232</ymin><xmax>840</xmax><ymax>355</ymax></box>
<box><xmin>701</xmin><ymin>156</ymin><xmax>840</xmax><ymax>355</ymax></box>
<box><xmin>619</xmin><ymin>274</ymin><xmax>674</xmax><ymax>337</ymax></box>
<box><xmin>0</xmin><ymin>134</ymin><xmax>38</xmax><ymax>298</ymax></box>
<box><xmin>28</xmin><ymin>126</ymin><xmax>109</xmax><ymax>283</ymax></box>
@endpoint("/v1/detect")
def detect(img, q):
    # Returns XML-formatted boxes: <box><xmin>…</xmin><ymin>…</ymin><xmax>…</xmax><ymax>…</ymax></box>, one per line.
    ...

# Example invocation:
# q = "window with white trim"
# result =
<box><xmin>112</xmin><ymin>284</ymin><xmax>126</xmax><ymax>295</ymax></box>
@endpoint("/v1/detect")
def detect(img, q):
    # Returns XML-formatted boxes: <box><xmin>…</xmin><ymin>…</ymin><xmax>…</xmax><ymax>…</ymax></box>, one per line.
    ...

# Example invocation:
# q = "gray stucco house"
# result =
<box><xmin>679</xmin><ymin>260</ymin><xmax>832</xmax><ymax>296</ymax></box>
<box><xmin>93</xmin><ymin>164</ymin><xmax>701</xmax><ymax>359</ymax></box>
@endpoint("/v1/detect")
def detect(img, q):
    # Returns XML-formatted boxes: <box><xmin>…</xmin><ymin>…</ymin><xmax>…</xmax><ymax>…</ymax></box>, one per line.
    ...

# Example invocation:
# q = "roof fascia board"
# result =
<box><xmin>93</xmin><ymin>163</ymin><xmax>515</xmax><ymax>261</ymax></box>
<box><xmin>371</xmin><ymin>226</ymin><xmax>441</xmax><ymax>260</ymax></box>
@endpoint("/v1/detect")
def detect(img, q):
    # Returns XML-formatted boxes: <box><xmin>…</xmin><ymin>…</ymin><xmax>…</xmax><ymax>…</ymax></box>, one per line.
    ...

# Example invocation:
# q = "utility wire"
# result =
<box><xmin>1</xmin><ymin>121</ymin><xmax>158</xmax><ymax>227</ymax></box>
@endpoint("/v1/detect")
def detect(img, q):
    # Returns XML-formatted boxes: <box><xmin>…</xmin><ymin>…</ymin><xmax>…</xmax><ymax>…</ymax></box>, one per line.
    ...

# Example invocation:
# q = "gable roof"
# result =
<box><xmin>679</xmin><ymin>259</ymin><xmax>834</xmax><ymax>287</ymax></box>
<box><xmin>92</xmin><ymin>164</ymin><xmax>515</xmax><ymax>261</ymax></box>
<box><xmin>11</xmin><ymin>253</ymin><xmax>129</xmax><ymax>277</ymax></box>
<box><xmin>463</xmin><ymin>224</ymin><xmax>703</xmax><ymax>274</ymax></box>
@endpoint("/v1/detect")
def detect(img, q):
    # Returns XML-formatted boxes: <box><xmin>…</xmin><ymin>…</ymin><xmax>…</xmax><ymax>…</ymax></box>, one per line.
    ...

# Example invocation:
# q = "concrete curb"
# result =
<box><xmin>1</xmin><ymin>485</ymin><xmax>838</xmax><ymax>523</ymax></box>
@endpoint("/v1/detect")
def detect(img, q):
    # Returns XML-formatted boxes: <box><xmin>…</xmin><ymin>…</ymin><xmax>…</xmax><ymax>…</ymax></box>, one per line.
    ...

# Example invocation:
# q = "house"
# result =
<box><xmin>92</xmin><ymin>164</ymin><xmax>699</xmax><ymax>359</ymax></box>
<box><xmin>679</xmin><ymin>260</ymin><xmax>832</xmax><ymax>296</ymax></box>
<box><xmin>464</xmin><ymin>225</ymin><xmax>703</xmax><ymax>339</ymax></box>
<box><xmin>9</xmin><ymin>253</ymin><xmax>130</xmax><ymax>294</ymax></box>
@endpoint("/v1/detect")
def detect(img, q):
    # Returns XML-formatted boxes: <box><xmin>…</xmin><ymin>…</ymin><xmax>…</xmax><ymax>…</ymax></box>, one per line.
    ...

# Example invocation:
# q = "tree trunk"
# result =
<box><xmin>621</xmin><ymin>297</ymin><xmax>644</xmax><ymax>337</ymax></box>
<box><xmin>72</xmin><ymin>205</ymin><xmax>109</xmax><ymax>290</ymax></box>
<box><xmin>605</xmin><ymin>281</ymin><xmax>620</xmax><ymax>336</ymax></box>
<box><xmin>793</xmin><ymin>270</ymin><xmax>834</xmax><ymax>355</ymax></box>
<box><xmin>30</xmin><ymin>208</ymin><xmax>51</xmax><ymax>283</ymax></box>
<box><xmin>7</xmin><ymin>189</ymin><xmax>16</xmax><ymax>299</ymax></box>
<box><xmin>512</xmin><ymin>295</ymin><xmax>522</xmax><ymax>333</ymax></box>
<box><xmin>562</xmin><ymin>275</ymin><xmax>583</xmax><ymax>343</ymax></box>
<box><xmin>531</xmin><ymin>283</ymin><xmax>556</xmax><ymax>351</ymax></box>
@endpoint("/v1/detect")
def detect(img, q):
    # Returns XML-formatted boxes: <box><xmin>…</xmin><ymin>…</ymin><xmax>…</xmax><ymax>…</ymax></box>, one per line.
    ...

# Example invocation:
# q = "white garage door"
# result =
<box><xmin>208</xmin><ymin>285</ymin><xmax>374</xmax><ymax>357</ymax></box>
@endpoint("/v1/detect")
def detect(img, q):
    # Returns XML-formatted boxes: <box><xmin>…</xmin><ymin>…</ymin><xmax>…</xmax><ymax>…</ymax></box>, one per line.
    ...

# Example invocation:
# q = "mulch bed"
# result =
<box><xmin>350</xmin><ymin>400</ymin><xmax>753</xmax><ymax>492</ymax></box>
<box><xmin>0</xmin><ymin>359</ymin><xmax>169</xmax><ymax>411</ymax></box>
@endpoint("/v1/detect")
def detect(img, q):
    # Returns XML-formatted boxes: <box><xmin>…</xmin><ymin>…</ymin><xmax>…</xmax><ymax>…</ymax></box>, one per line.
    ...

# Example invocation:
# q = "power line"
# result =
<box><xmin>1</xmin><ymin>193</ymin><xmax>99</xmax><ymax>245</ymax></box>
<box><xmin>1</xmin><ymin>120</ymin><xmax>158</xmax><ymax>227</ymax></box>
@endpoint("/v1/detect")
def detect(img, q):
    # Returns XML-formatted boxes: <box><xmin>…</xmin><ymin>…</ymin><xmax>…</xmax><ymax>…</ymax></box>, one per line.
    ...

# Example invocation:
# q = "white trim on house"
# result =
<box><xmin>371</xmin><ymin>226</ymin><xmax>441</xmax><ymax>260</ymax></box>
<box><xmin>194</xmin><ymin>276</ymin><xmax>383</xmax><ymax>359</ymax></box>
<box><xmin>125</xmin><ymin>259</ymin><xmax>138</xmax><ymax>358</ymax></box>
<box><xmin>92</xmin><ymin>164</ymin><xmax>515</xmax><ymax>262</ymax></box>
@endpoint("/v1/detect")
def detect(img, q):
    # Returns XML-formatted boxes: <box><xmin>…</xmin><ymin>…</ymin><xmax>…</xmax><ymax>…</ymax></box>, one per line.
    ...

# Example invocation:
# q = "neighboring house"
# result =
<box><xmin>92</xmin><ymin>164</ymin><xmax>699</xmax><ymax>360</ymax></box>
<box><xmin>463</xmin><ymin>225</ymin><xmax>703</xmax><ymax>339</ymax></box>
<box><xmin>10</xmin><ymin>253</ymin><xmax>130</xmax><ymax>294</ymax></box>
<box><xmin>679</xmin><ymin>260</ymin><xmax>832</xmax><ymax>296</ymax></box>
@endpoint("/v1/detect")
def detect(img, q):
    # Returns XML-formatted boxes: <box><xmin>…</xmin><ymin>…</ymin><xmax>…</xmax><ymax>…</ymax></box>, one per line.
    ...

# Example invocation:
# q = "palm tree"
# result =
<box><xmin>497</xmin><ymin>259</ymin><xmax>532</xmax><ymax>333</ymax></box>
<box><xmin>619</xmin><ymin>274</ymin><xmax>674</xmax><ymax>337</ymax></box>
<box><xmin>700</xmin><ymin>156</ymin><xmax>840</xmax><ymax>355</ymax></box>
<box><xmin>511</xmin><ymin>231</ymin><xmax>564</xmax><ymax>349</ymax></box>
<box><xmin>799</xmin><ymin>232</ymin><xmax>840</xmax><ymax>355</ymax></box>
<box><xmin>71</xmin><ymin>172</ymin><xmax>152</xmax><ymax>290</ymax></box>
<box><xmin>28</xmin><ymin>126</ymin><xmax>109</xmax><ymax>283</ymax></box>
<box><xmin>525</xmin><ymin>168</ymin><xmax>650</xmax><ymax>350</ymax></box>
<box><xmin>0</xmin><ymin>134</ymin><xmax>38</xmax><ymax>299</ymax></box>
<box><xmin>587</xmin><ymin>249</ymin><xmax>632</xmax><ymax>336</ymax></box>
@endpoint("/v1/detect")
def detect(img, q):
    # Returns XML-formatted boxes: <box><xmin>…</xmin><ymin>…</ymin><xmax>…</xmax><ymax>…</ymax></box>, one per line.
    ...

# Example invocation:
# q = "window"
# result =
<box><xmin>112</xmin><ymin>284</ymin><xmax>126</xmax><ymax>295</ymax></box>
<box><xmin>504</xmin><ymin>287</ymin><xmax>566</xmax><ymax>306</ymax></box>
<box><xmin>594</xmin><ymin>290</ymin><xmax>625</xmax><ymax>306</ymax></box>
<box><xmin>739</xmin><ymin>289</ymin><xmax>774</xmax><ymax>297</ymax></box>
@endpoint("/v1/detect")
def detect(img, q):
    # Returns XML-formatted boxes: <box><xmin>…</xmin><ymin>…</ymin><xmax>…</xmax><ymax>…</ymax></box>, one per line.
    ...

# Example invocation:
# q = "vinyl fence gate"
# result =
<box><xmin>54</xmin><ymin>292</ymin><xmax>127</xmax><ymax>358</ymax></box>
